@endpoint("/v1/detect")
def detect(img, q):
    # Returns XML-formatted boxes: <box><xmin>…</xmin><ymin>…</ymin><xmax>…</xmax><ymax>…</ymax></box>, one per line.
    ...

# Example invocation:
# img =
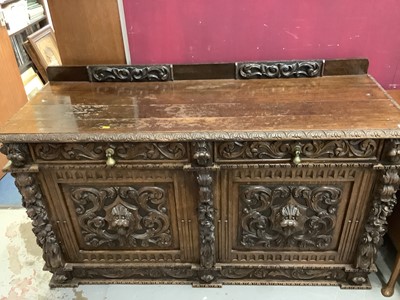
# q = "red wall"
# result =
<box><xmin>123</xmin><ymin>0</ymin><xmax>400</xmax><ymax>89</ymax></box>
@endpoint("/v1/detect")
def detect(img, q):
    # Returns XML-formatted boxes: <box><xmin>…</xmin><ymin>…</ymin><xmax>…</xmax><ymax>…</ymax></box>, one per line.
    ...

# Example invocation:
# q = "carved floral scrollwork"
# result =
<box><xmin>88</xmin><ymin>65</ymin><xmax>172</xmax><ymax>82</ymax></box>
<box><xmin>0</xmin><ymin>143</ymin><xmax>31</xmax><ymax>167</ymax></box>
<box><xmin>74</xmin><ymin>267</ymin><xmax>195</xmax><ymax>280</ymax></box>
<box><xmin>33</xmin><ymin>142</ymin><xmax>187</xmax><ymax>161</ymax></box>
<box><xmin>240</xmin><ymin>185</ymin><xmax>342</xmax><ymax>249</ymax></box>
<box><xmin>12</xmin><ymin>172</ymin><xmax>68</xmax><ymax>282</ymax></box>
<box><xmin>70</xmin><ymin>186</ymin><xmax>172</xmax><ymax>248</ymax></box>
<box><xmin>356</xmin><ymin>169</ymin><xmax>400</xmax><ymax>270</ymax></box>
<box><xmin>219</xmin><ymin>267</ymin><xmax>346</xmax><ymax>281</ymax></box>
<box><xmin>217</xmin><ymin>139</ymin><xmax>377</xmax><ymax>161</ymax></box>
<box><xmin>236</xmin><ymin>61</ymin><xmax>323</xmax><ymax>79</ymax></box>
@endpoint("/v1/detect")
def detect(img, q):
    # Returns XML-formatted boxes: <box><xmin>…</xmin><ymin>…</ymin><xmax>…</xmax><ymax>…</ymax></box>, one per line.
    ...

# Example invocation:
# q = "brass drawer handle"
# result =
<box><xmin>292</xmin><ymin>145</ymin><xmax>301</xmax><ymax>165</ymax></box>
<box><xmin>105</xmin><ymin>148</ymin><xmax>116</xmax><ymax>167</ymax></box>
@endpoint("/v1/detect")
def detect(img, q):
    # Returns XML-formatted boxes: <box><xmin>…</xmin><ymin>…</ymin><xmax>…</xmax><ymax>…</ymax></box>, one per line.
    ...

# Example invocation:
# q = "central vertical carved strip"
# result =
<box><xmin>196</xmin><ymin>170</ymin><xmax>216</xmax><ymax>270</ymax></box>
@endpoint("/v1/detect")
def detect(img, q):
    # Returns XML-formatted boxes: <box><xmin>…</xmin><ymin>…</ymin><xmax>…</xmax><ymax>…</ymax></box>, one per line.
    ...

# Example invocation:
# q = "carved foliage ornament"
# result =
<box><xmin>356</xmin><ymin>169</ymin><xmax>400</xmax><ymax>270</ymax></box>
<box><xmin>219</xmin><ymin>268</ymin><xmax>346</xmax><ymax>281</ymax></box>
<box><xmin>218</xmin><ymin>139</ymin><xmax>377</xmax><ymax>161</ymax></box>
<box><xmin>236</xmin><ymin>60</ymin><xmax>323</xmax><ymax>79</ymax></box>
<box><xmin>70</xmin><ymin>185</ymin><xmax>172</xmax><ymax>248</ymax></box>
<box><xmin>87</xmin><ymin>65</ymin><xmax>172</xmax><ymax>82</ymax></box>
<box><xmin>240</xmin><ymin>185</ymin><xmax>342</xmax><ymax>249</ymax></box>
<box><xmin>12</xmin><ymin>172</ymin><xmax>68</xmax><ymax>281</ymax></box>
<box><xmin>33</xmin><ymin>142</ymin><xmax>187</xmax><ymax>161</ymax></box>
<box><xmin>74</xmin><ymin>267</ymin><xmax>196</xmax><ymax>280</ymax></box>
<box><xmin>386</xmin><ymin>139</ymin><xmax>400</xmax><ymax>163</ymax></box>
<box><xmin>196</xmin><ymin>171</ymin><xmax>216</xmax><ymax>271</ymax></box>
<box><xmin>0</xmin><ymin>143</ymin><xmax>31</xmax><ymax>167</ymax></box>
<box><xmin>192</xmin><ymin>141</ymin><xmax>212</xmax><ymax>166</ymax></box>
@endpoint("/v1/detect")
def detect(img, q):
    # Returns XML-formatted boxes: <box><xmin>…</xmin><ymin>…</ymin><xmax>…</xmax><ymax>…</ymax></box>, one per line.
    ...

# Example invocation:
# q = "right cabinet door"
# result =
<box><xmin>216</xmin><ymin>167</ymin><xmax>375</xmax><ymax>265</ymax></box>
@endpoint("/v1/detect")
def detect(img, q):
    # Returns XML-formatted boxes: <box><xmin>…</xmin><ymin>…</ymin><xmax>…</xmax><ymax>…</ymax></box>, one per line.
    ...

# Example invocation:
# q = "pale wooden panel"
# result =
<box><xmin>47</xmin><ymin>0</ymin><xmax>126</xmax><ymax>65</ymax></box>
<box><xmin>0</xmin><ymin>25</ymin><xmax>28</xmax><ymax>177</ymax></box>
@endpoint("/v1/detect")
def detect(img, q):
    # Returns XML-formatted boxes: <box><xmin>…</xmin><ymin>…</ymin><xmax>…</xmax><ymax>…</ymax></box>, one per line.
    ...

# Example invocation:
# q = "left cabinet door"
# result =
<box><xmin>39</xmin><ymin>166</ymin><xmax>199</xmax><ymax>265</ymax></box>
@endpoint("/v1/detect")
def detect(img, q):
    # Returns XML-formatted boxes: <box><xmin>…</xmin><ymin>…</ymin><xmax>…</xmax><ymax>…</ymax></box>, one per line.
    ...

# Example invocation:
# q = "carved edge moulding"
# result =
<box><xmin>1</xmin><ymin>130</ymin><xmax>400</xmax><ymax>144</ymax></box>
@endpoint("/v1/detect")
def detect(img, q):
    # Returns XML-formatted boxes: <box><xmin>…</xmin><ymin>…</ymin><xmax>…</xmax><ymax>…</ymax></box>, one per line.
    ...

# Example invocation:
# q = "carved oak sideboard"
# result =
<box><xmin>1</xmin><ymin>60</ymin><xmax>400</xmax><ymax>289</ymax></box>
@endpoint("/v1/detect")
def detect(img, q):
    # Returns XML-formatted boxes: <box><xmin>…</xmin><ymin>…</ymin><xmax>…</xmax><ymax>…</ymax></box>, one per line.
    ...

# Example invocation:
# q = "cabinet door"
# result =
<box><xmin>216</xmin><ymin>167</ymin><xmax>375</xmax><ymax>265</ymax></box>
<box><xmin>40</xmin><ymin>166</ymin><xmax>199</xmax><ymax>264</ymax></box>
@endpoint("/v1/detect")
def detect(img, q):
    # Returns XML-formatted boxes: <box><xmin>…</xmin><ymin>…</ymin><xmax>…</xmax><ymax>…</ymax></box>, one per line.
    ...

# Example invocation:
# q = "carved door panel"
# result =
<box><xmin>40</xmin><ymin>167</ymin><xmax>199</xmax><ymax>264</ymax></box>
<box><xmin>216</xmin><ymin>167</ymin><xmax>375</xmax><ymax>265</ymax></box>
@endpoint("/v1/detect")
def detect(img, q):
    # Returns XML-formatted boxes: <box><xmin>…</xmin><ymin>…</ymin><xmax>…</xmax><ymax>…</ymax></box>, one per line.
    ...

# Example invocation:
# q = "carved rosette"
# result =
<box><xmin>192</xmin><ymin>141</ymin><xmax>212</xmax><ymax>166</ymax></box>
<box><xmin>70</xmin><ymin>186</ymin><xmax>172</xmax><ymax>248</ymax></box>
<box><xmin>347</xmin><ymin>272</ymin><xmax>369</xmax><ymax>286</ymax></box>
<box><xmin>240</xmin><ymin>185</ymin><xmax>342</xmax><ymax>249</ymax></box>
<box><xmin>355</xmin><ymin>169</ymin><xmax>400</xmax><ymax>270</ymax></box>
<box><xmin>12</xmin><ymin>172</ymin><xmax>68</xmax><ymax>282</ymax></box>
<box><xmin>0</xmin><ymin>143</ymin><xmax>31</xmax><ymax>167</ymax></box>
<box><xmin>196</xmin><ymin>171</ymin><xmax>216</xmax><ymax>280</ymax></box>
<box><xmin>33</xmin><ymin>142</ymin><xmax>187</xmax><ymax>161</ymax></box>
<box><xmin>87</xmin><ymin>65</ymin><xmax>172</xmax><ymax>82</ymax></box>
<box><xmin>236</xmin><ymin>60</ymin><xmax>323</xmax><ymax>79</ymax></box>
<box><xmin>217</xmin><ymin>140</ymin><xmax>378</xmax><ymax>161</ymax></box>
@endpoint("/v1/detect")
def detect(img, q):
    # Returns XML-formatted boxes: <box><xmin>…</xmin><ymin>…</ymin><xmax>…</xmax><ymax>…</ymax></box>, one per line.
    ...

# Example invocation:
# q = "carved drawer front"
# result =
<box><xmin>216</xmin><ymin>167</ymin><xmax>375</xmax><ymax>264</ymax></box>
<box><xmin>215</xmin><ymin>139</ymin><xmax>381</xmax><ymax>163</ymax></box>
<box><xmin>41</xmin><ymin>167</ymin><xmax>199</xmax><ymax>264</ymax></box>
<box><xmin>31</xmin><ymin>142</ymin><xmax>189</xmax><ymax>164</ymax></box>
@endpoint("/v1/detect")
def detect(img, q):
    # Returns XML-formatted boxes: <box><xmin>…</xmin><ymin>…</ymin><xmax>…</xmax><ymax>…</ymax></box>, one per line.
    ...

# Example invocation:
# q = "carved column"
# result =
<box><xmin>0</xmin><ymin>143</ymin><xmax>69</xmax><ymax>285</ymax></box>
<box><xmin>196</xmin><ymin>170</ymin><xmax>216</xmax><ymax>282</ymax></box>
<box><xmin>191</xmin><ymin>141</ymin><xmax>216</xmax><ymax>283</ymax></box>
<box><xmin>354</xmin><ymin>168</ymin><xmax>400</xmax><ymax>275</ymax></box>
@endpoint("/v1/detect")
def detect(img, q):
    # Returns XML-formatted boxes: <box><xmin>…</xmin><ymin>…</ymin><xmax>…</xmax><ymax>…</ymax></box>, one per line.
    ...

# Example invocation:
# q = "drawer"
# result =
<box><xmin>215</xmin><ymin>139</ymin><xmax>382</xmax><ymax>164</ymax></box>
<box><xmin>30</xmin><ymin>142</ymin><xmax>190</xmax><ymax>164</ymax></box>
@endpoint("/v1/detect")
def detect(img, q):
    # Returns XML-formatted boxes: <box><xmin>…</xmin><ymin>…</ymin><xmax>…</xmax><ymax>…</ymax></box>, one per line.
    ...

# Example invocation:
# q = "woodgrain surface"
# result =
<box><xmin>0</xmin><ymin>75</ymin><xmax>399</xmax><ymax>142</ymax></box>
<box><xmin>47</xmin><ymin>0</ymin><xmax>125</xmax><ymax>65</ymax></box>
<box><xmin>0</xmin><ymin>25</ymin><xmax>28</xmax><ymax>176</ymax></box>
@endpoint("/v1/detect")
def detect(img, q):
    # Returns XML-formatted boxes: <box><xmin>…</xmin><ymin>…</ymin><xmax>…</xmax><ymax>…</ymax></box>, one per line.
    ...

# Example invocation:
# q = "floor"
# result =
<box><xmin>0</xmin><ymin>176</ymin><xmax>399</xmax><ymax>300</ymax></box>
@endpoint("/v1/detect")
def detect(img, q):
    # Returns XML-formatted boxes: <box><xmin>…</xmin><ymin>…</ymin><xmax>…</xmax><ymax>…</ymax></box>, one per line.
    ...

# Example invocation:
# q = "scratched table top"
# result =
<box><xmin>0</xmin><ymin>75</ymin><xmax>399</xmax><ymax>142</ymax></box>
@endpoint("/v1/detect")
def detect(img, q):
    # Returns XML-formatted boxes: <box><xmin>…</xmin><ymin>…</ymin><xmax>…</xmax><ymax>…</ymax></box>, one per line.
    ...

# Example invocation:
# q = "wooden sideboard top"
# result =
<box><xmin>0</xmin><ymin>74</ymin><xmax>400</xmax><ymax>142</ymax></box>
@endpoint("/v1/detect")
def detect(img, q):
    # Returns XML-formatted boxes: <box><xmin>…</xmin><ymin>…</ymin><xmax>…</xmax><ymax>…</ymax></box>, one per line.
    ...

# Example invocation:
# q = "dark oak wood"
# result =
<box><xmin>47</xmin><ymin>59</ymin><xmax>369</xmax><ymax>82</ymax></box>
<box><xmin>0</xmin><ymin>71</ymin><xmax>399</xmax><ymax>289</ymax></box>
<box><xmin>1</xmin><ymin>75</ymin><xmax>400</xmax><ymax>142</ymax></box>
<box><xmin>173</xmin><ymin>63</ymin><xmax>235</xmax><ymax>80</ymax></box>
<box><xmin>324</xmin><ymin>59</ymin><xmax>369</xmax><ymax>76</ymax></box>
